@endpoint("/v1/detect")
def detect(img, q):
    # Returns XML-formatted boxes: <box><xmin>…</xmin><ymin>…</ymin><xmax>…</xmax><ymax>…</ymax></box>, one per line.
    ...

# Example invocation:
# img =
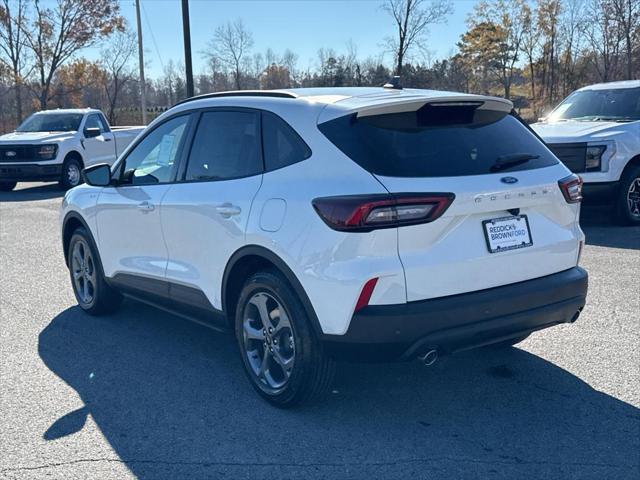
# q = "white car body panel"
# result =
<box><xmin>61</xmin><ymin>88</ymin><xmax>584</xmax><ymax>337</ymax></box>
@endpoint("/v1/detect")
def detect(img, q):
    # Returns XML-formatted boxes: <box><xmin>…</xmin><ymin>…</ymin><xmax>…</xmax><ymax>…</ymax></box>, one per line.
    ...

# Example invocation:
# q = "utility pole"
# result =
<box><xmin>135</xmin><ymin>0</ymin><xmax>148</xmax><ymax>124</ymax></box>
<box><xmin>182</xmin><ymin>0</ymin><xmax>194</xmax><ymax>98</ymax></box>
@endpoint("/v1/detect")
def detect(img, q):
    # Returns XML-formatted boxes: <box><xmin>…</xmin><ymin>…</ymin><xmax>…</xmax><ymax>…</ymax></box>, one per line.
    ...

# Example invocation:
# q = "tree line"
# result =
<box><xmin>1</xmin><ymin>0</ymin><xmax>638</xmax><ymax>133</ymax></box>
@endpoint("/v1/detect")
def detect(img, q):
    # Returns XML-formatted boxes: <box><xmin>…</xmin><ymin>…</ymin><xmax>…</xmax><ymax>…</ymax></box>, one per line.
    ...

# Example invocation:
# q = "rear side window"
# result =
<box><xmin>262</xmin><ymin>111</ymin><xmax>311</xmax><ymax>171</ymax></box>
<box><xmin>318</xmin><ymin>108</ymin><xmax>558</xmax><ymax>177</ymax></box>
<box><xmin>186</xmin><ymin>111</ymin><xmax>261</xmax><ymax>181</ymax></box>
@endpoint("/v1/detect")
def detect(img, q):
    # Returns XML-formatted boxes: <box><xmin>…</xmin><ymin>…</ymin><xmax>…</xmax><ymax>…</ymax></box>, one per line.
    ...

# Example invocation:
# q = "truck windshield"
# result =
<box><xmin>16</xmin><ymin>113</ymin><xmax>84</xmax><ymax>132</ymax></box>
<box><xmin>548</xmin><ymin>87</ymin><xmax>640</xmax><ymax>122</ymax></box>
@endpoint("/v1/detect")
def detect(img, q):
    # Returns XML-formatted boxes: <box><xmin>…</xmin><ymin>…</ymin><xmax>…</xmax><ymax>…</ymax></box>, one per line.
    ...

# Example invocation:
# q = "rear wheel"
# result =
<box><xmin>615</xmin><ymin>164</ymin><xmax>640</xmax><ymax>225</ymax></box>
<box><xmin>0</xmin><ymin>181</ymin><xmax>17</xmax><ymax>191</ymax></box>
<box><xmin>60</xmin><ymin>156</ymin><xmax>83</xmax><ymax>190</ymax></box>
<box><xmin>235</xmin><ymin>270</ymin><xmax>335</xmax><ymax>407</ymax></box>
<box><xmin>68</xmin><ymin>227</ymin><xmax>122</xmax><ymax>315</ymax></box>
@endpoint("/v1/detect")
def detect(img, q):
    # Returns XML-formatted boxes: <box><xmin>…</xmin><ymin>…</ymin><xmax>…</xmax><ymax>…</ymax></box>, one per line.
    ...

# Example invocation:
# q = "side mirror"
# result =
<box><xmin>84</xmin><ymin>127</ymin><xmax>101</xmax><ymax>138</ymax></box>
<box><xmin>82</xmin><ymin>163</ymin><xmax>111</xmax><ymax>187</ymax></box>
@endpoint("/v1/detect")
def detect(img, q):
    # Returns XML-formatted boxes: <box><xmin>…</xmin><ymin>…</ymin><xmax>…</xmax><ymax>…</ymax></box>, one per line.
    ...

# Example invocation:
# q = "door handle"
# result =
<box><xmin>104</xmin><ymin>137</ymin><xmax>112</xmax><ymax>142</ymax></box>
<box><xmin>215</xmin><ymin>203</ymin><xmax>241</xmax><ymax>218</ymax></box>
<box><xmin>137</xmin><ymin>201</ymin><xmax>155</xmax><ymax>212</ymax></box>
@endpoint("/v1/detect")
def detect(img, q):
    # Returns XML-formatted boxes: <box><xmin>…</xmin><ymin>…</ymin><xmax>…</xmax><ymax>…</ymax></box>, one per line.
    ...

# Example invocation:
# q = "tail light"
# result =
<box><xmin>312</xmin><ymin>193</ymin><xmax>455</xmax><ymax>232</ymax></box>
<box><xmin>558</xmin><ymin>174</ymin><xmax>583</xmax><ymax>204</ymax></box>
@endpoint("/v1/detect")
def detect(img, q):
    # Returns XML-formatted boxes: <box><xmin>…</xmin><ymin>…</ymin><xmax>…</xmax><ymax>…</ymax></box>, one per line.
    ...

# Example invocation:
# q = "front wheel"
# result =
<box><xmin>235</xmin><ymin>270</ymin><xmax>335</xmax><ymax>407</ymax></box>
<box><xmin>60</xmin><ymin>157</ymin><xmax>83</xmax><ymax>190</ymax></box>
<box><xmin>615</xmin><ymin>164</ymin><xmax>640</xmax><ymax>225</ymax></box>
<box><xmin>0</xmin><ymin>181</ymin><xmax>17</xmax><ymax>191</ymax></box>
<box><xmin>68</xmin><ymin>227</ymin><xmax>122</xmax><ymax>315</ymax></box>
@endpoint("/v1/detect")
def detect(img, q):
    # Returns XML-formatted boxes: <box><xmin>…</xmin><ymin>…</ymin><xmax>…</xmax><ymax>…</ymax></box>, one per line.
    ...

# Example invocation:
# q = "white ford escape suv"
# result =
<box><xmin>60</xmin><ymin>87</ymin><xmax>588</xmax><ymax>407</ymax></box>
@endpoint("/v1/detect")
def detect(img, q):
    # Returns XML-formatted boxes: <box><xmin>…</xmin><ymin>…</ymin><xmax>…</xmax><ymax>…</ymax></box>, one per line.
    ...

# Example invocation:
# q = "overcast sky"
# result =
<box><xmin>86</xmin><ymin>0</ymin><xmax>476</xmax><ymax>77</ymax></box>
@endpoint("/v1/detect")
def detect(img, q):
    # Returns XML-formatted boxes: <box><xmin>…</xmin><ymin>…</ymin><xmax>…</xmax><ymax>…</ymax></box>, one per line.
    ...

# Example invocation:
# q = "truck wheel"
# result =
<box><xmin>60</xmin><ymin>156</ymin><xmax>83</xmax><ymax>190</ymax></box>
<box><xmin>0</xmin><ymin>181</ymin><xmax>17</xmax><ymax>191</ymax></box>
<box><xmin>615</xmin><ymin>164</ymin><xmax>640</xmax><ymax>226</ymax></box>
<box><xmin>235</xmin><ymin>269</ymin><xmax>335</xmax><ymax>407</ymax></box>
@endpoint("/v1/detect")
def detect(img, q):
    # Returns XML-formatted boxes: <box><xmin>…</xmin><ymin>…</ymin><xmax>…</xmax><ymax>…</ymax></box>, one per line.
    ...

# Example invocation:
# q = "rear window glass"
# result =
<box><xmin>318</xmin><ymin>109</ymin><xmax>558</xmax><ymax>177</ymax></box>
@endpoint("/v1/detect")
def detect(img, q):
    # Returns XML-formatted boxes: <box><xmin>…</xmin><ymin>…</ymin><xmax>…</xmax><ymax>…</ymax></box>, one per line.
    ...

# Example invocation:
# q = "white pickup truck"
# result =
<box><xmin>0</xmin><ymin>108</ymin><xmax>144</xmax><ymax>191</ymax></box>
<box><xmin>532</xmin><ymin>80</ymin><xmax>640</xmax><ymax>225</ymax></box>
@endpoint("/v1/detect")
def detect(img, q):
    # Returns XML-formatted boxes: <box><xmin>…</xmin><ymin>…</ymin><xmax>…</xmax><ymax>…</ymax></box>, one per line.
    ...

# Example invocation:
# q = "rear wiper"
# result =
<box><xmin>491</xmin><ymin>153</ymin><xmax>540</xmax><ymax>172</ymax></box>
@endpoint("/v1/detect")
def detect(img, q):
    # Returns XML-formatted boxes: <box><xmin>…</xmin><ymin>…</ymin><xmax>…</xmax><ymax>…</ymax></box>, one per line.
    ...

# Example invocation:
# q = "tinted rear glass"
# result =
<box><xmin>318</xmin><ymin>109</ymin><xmax>558</xmax><ymax>177</ymax></box>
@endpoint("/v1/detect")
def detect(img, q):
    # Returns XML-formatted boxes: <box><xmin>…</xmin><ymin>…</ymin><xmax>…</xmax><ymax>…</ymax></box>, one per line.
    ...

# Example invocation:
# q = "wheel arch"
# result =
<box><xmin>63</xmin><ymin>150</ymin><xmax>84</xmax><ymax>168</ymax></box>
<box><xmin>61</xmin><ymin>211</ymin><xmax>97</xmax><ymax>268</ymax></box>
<box><xmin>222</xmin><ymin>245</ymin><xmax>323</xmax><ymax>336</ymax></box>
<box><xmin>625</xmin><ymin>154</ymin><xmax>640</xmax><ymax>170</ymax></box>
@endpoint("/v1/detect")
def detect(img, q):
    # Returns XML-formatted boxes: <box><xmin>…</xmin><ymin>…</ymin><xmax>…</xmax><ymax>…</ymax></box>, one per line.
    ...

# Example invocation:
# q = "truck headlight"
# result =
<box><xmin>585</xmin><ymin>141</ymin><xmax>616</xmax><ymax>172</ymax></box>
<box><xmin>37</xmin><ymin>144</ymin><xmax>58</xmax><ymax>160</ymax></box>
<box><xmin>585</xmin><ymin>146</ymin><xmax>606</xmax><ymax>171</ymax></box>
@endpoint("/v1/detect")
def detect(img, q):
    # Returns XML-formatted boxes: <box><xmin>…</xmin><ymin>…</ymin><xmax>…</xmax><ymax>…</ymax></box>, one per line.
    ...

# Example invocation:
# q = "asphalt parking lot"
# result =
<box><xmin>1</xmin><ymin>182</ymin><xmax>639</xmax><ymax>480</ymax></box>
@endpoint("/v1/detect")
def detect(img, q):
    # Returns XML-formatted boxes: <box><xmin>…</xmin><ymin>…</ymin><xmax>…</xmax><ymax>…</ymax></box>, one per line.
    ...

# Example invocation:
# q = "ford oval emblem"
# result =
<box><xmin>501</xmin><ymin>176</ymin><xmax>518</xmax><ymax>184</ymax></box>
<box><xmin>5</xmin><ymin>150</ymin><xmax>16</xmax><ymax>157</ymax></box>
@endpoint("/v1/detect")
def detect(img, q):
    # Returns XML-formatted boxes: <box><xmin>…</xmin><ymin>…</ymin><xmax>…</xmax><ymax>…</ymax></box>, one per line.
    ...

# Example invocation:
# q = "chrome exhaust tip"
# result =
<box><xmin>420</xmin><ymin>349</ymin><xmax>438</xmax><ymax>366</ymax></box>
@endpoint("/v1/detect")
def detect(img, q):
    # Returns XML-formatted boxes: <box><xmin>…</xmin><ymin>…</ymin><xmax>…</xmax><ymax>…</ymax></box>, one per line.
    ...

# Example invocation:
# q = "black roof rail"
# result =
<box><xmin>173</xmin><ymin>90</ymin><xmax>298</xmax><ymax>107</ymax></box>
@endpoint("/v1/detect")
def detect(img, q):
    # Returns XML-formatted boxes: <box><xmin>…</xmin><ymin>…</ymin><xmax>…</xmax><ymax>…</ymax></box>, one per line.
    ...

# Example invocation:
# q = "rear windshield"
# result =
<box><xmin>318</xmin><ymin>108</ymin><xmax>558</xmax><ymax>177</ymax></box>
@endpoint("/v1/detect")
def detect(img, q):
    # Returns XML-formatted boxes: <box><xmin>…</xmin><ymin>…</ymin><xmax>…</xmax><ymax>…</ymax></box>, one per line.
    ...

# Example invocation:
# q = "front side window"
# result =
<box><xmin>118</xmin><ymin>115</ymin><xmax>189</xmax><ymax>185</ymax></box>
<box><xmin>185</xmin><ymin>111</ymin><xmax>261</xmax><ymax>181</ymax></box>
<box><xmin>262</xmin><ymin>111</ymin><xmax>311</xmax><ymax>171</ymax></box>
<box><xmin>85</xmin><ymin>114</ymin><xmax>108</xmax><ymax>133</ymax></box>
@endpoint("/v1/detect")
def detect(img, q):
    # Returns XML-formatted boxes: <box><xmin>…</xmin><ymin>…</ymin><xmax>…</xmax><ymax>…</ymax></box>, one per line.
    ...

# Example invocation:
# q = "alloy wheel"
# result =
<box><xmin>627</xmin><ymin>177</ymin><xmax>640</xmax><ymax>219</ymax></box>
<box><xmin>242</xmin><ymin>291</ymin><xmax>296</xmax><ymax>393</ymax></box>
<box><xmin>67</xmin><ymin>163</ymin><xmax>81</xmax><ymax>187</ymax></box>
<box><xmin>71</xmin><ymin>239</ymin><xmax>96</xmax><ymax>305</ymax></box>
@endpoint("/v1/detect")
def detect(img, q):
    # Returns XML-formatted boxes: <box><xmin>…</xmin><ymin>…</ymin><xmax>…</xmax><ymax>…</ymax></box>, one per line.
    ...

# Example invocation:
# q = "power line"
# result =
<box><xmin>140</xmin><ymin>0</ymin><xmax>165</xmax><ymax>73</ymax></box>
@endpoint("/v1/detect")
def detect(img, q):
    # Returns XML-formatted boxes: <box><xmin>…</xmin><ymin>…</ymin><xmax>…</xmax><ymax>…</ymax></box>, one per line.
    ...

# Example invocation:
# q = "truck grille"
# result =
<box><xmin>546</xmin><ymin>143</ymin><xmax>587</xmax><ymax>173</ymax></box>
<box><xmin>0</xmin><ymin>145</ymin><xmax>38</xmax><ymax>163</ymax></box>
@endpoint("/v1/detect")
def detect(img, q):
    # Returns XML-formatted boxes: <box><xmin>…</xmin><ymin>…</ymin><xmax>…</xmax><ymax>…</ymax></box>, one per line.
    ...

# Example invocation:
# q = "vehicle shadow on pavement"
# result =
<box><xmin>39</xmin><ymin>301</ymin><xmax>640</xmax><ymax>479</ymax></box>
<box><xmin>0</xmin><ymin>183</ymin><xmax>64</xmax><ymax>202</ymax></box>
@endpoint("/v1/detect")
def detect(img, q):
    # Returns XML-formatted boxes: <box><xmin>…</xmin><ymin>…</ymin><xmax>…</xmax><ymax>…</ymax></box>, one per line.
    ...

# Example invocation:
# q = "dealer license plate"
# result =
<box><xmin>482</xmin><ymin>215</ymin><xmax>533</xmax><ymax>253</ymax></box>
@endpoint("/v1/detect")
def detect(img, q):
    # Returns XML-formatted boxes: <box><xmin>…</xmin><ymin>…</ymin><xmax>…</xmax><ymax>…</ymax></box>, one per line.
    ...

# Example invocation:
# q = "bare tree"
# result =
<box><xmin>100</xmin><ymin>28</ymin><xmax>136</xmax><ymax>124</ymax></box>
<box><xmin>0</xmin><ymin>0</ymin><xmax>30</xmax><ymax>122</ymax></box>
<box><xmin>383</xmin><ymin>0</ymin><xmax>453</xmax><ymax>76</ymax></box>
<box><xmin>611</xmin><ymin>0</ymin><xmax>640</xmax><ymax>79</ymax></box>
<box><xmin>23</xmin><ymin>0</ymin><xmax>123</xmax><ymax>109</ymax></box>
<box><xmin>205</xmin><ymin>19</ymin><xmax>253</xmax><ymax>89</ymax></box>
<box><xmin>584</xmin><ymin>0</ymin><xmax>623</xmax><ymax>82</ymax></box>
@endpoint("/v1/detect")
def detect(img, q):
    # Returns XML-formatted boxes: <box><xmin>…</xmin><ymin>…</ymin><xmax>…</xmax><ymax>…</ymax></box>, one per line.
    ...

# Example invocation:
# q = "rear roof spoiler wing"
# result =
<box><xmin>318</xmin><ymin>94</ymin><xmax>513</xmax><ymax>123</ymax></box>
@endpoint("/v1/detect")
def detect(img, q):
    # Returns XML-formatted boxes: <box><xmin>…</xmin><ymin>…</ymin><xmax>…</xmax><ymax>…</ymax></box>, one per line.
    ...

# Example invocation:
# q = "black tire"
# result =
<box><xmin>0</xmin><ymin>181</ymin><xmax>17</xmax><ymax>191</ymax></box>
<box><xmin>488</xmin><ymin>334</ymin><xmax>530</xmax><ymax>349</ymax></box>
<box><xmin>615</xmin><ymin>164</ymin><xmax>640</xmax><ymax>226</ymax></box>
<box><xmin>68</xmin><ymin>227</ymin><xmax>122</xmax><ymax>315</ymax></box>
<box><xmin>60</xmin><ymin>156</ymin><xmax>83</xmax><ymax>190</ymax></box>
<box><xmin>234</xmin><ymin>269</ymin><xmax>335</xmax><ymax>407</ymax></box>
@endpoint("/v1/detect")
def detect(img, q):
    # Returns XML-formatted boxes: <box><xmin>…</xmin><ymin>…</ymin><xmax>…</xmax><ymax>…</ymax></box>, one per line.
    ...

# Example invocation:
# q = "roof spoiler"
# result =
<box><xmin>355</xmin><ymin>96</ymin><xmax>513</xmax><ymax>118</ymax></box>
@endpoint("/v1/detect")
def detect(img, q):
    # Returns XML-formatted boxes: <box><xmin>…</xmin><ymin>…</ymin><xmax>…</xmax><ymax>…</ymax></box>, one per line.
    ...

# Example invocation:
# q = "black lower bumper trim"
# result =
<box><xmin>0</xmin><ymin>163</ymin><xmax>62</xmax><ymax>181</ymax></box>
<box><xmin>582</xmin><ymin>182</ymin><xmax>619</xmax><ymax>205</ymax></box>
<box><xmin>323</xmin><ymin>267</ymin><xmax>588</xmax><ymax>362</ymax></box>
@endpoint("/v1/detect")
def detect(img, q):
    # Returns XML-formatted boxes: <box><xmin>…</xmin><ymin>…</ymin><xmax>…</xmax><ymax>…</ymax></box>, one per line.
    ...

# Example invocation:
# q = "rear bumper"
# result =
<box><xmin>322</xmin><ymin>267</ymin><xmax>588</xmax><ymax>361</ymax></box>
<box><xmin>0</xmin><ymin>163</ymin><xmax>62</xmax><ymax>182</ymax></box>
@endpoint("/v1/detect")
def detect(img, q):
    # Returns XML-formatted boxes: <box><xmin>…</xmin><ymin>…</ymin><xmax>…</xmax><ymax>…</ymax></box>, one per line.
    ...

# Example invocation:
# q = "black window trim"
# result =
<box><xmin>178</xmin><ymin>106</ymin><xmax>265</xmax><ymax>184</ymax></box>
<box><xmin>260</xmin><ymin>110</ymin><xmax>312</xmax><ymax>174</ymax></box>
<box><xmin>109</xmin><ymin>106</ymin><xmax>314</xmax><ymax>188</ymax></box>
<box><xmin>110</xmin><ymin>112</ymin><xmax>197</xmax><ymax>188</ymax></box>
